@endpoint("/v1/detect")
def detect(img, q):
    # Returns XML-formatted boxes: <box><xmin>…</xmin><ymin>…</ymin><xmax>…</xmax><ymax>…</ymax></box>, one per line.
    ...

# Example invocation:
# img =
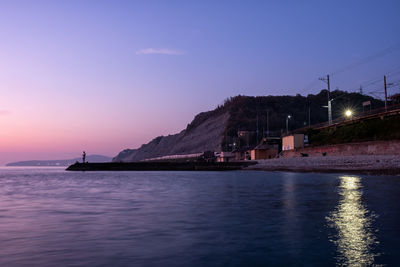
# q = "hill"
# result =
<box><xmin>113</xmin><ymin>90</ymin><xmax>384</xmax><ymax>162</ymax></box>
<box><xmin>114</xmin><ymin>111</ymin><xmax>229</xmax><ymax>162</ymax></box>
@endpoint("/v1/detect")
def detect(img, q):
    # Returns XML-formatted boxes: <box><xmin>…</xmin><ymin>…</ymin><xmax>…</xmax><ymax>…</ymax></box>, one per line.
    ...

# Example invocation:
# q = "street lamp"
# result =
<box><xmin>322</xmin><ymin>92</ymin><xmax>348</xmax><ymax>125</ymax></box>
<box><xmin>286</xmin><ymin>115</ymin><xmax>291</xmax><ymax>134</ymax></box>
<box><xmin>322</xmin><ymin>99</ymin><xmax>332</xmax><ymax>125</ymax></box>
<box><xmin>345</xmin><ymin>109</ymin><xmax>353</xmax><ymax>119</ymax></box>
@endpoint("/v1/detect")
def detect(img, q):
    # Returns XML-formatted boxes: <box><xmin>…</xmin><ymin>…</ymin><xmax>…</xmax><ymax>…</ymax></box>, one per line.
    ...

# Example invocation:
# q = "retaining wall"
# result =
<box><xmin>282</xmin><ymin>140</ymin><xmax>400</xmax><ymax>157</ymax></box>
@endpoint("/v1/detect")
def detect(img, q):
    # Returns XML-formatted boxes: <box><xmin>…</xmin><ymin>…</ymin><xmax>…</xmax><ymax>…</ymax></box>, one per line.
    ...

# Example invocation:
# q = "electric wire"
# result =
<box><xmin>330</xmin><ymin>42</ymin><xmax>400</xmax><ymax>76</ymax></box>
<box><xmin>282</xmin><ymin>45</ymin><xmax>400</xmax><ymax>97</ymax></box>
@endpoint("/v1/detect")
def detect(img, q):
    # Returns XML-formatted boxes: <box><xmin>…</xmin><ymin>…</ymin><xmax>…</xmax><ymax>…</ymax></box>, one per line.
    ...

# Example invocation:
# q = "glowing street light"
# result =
<box><xmin>345</xmin><ymin>109</ymin><xmax>353</xmax><ymax>118</ymax></box>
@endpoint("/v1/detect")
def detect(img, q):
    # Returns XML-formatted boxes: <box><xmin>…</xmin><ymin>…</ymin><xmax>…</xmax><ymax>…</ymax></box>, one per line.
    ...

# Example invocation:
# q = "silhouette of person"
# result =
<box><xmin>82</xmin><ymin>151</ymin><xmax>86</xmax><ymax>163</ymax></box>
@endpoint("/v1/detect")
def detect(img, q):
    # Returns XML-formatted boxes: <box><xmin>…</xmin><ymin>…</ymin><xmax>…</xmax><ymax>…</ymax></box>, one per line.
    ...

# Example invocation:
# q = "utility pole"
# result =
<box><xmin>237</xmin><ymin>128</ymin><xmax>240</xmax><ymax>148</ymax></box>
<box><xmin>286</xmin><ymin>115</ymin><xmax>291</xmax><ymax>134</ymax></box>
<box><xmin>319</xmin><ymin>74</ymin><xmax>332</xmax><ymax>125</ymax></box>
<box><xmin>286</xmin><ymin>117</ymin><xmax>288</xmax><ymax>134</ymax></box>
<box><xmin>327</xmin><ymin>74</ymin><xmax>331</xmax><ymax>103</ymax></box>
<box><xmin>328</xmin><ymin>100</ymin><xmax>332</xmax><ymax>125</ymax></box>
<box><xmin>384</xmin><ymin>75</ymin><xmax>388</xmax><ymax>111</ymax></box>
<box><xmin>308</xmin><ymin>105</ymin><xmax>311</xmax><ymax>127</ymax></box>
<box><xmin>266</xmin><ymin>110</ymin><xmax>269</xmax><ymax>137</ymax></box>
<box><xmin>327</xmin><ymin>75</ymin><xmax>332</xmax><ymax>125</ymax></box>
<box><xmin>225</xmin><ymin>132</ymin><xmax>227</xmax><ymax>151</ymax></box>
<box><xmin>256</xmin><ymin>112</ymin><xmax>259</xmax><ymax>144</ymax></box>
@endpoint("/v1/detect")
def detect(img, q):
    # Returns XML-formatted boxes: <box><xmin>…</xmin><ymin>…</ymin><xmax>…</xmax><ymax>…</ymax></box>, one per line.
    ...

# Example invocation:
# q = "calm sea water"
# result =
<box><xmin>0</xmin><ymin>167</ymin><xmax>399</xmax><ymax>266</ymax></box>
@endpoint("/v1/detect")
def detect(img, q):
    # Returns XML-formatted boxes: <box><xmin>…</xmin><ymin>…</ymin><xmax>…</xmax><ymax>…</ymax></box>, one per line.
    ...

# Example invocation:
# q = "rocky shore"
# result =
<box><xmin>247</xmin><ymin>155</ymin><xmax>400</xmax><ymax>175</ymax></box>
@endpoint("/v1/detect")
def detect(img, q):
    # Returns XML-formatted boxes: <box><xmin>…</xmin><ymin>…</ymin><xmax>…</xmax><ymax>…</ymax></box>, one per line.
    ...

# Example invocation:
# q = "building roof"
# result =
<box><xmin>254</xmin><ymin>144</ymin><xmax>278</xmax><ymax>150</ymax></box>
<box><xmin>282</xmin><ymin>133</ymin><xmax>304</xmax><ymax>138</ymax></box>
<box><xmin>232</xmin><ymin>146</ymin><xmax>255</xmax><ymax>153</ymax></box>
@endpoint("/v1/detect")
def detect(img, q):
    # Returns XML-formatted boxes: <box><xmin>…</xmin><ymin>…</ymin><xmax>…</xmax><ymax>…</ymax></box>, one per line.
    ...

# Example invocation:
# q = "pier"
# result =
<box><xmin>66</xmin><ymin>161</ymin><xmax>257</xmax><ymax>171</ymax></box>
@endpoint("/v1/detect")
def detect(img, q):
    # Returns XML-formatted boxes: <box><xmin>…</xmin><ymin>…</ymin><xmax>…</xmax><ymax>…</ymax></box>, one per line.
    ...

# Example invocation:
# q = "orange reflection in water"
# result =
<box><xmin>327</xmin><ymin>176</ymin><xmax>379</xmax><ymax>266</ymax></box>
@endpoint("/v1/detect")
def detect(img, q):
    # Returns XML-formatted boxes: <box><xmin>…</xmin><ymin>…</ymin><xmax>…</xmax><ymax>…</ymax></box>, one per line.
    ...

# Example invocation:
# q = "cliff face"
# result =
<box><xmin>113</xmin><ymin>111</ymin><xmax>229</xmax><ymax>162</ymax></box>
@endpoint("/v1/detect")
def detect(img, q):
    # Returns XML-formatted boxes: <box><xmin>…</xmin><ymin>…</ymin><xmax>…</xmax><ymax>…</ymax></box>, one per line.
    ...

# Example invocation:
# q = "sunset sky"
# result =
<box><xmin>1</xmin><ymin>0</ymin><xmax>400</xmax><ymax>165</ymax></box>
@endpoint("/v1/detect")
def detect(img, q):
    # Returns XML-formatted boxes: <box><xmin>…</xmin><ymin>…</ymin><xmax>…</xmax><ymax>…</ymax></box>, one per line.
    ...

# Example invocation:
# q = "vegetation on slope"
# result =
<box><xmin>306</xmin><ymin>114</ymin><xmax>400</xmax><ymax>146</ymax></box>
<box><xmin>220</xmin><ymin>90</ymin><xmax>383</xmax><ymax>148</ymax></box>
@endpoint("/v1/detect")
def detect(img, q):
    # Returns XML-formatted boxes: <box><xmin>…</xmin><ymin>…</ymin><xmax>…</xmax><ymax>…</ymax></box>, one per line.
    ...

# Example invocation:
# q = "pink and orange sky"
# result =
<box><xmin>1</xmin><ymin>1</ymin><xmax>400</xmax><ymax>165</ymax></box>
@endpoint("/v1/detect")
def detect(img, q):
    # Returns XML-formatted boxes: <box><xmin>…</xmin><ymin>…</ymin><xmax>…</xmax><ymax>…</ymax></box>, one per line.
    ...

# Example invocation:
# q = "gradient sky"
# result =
<box><xmin>1</xmin><ymin>0</ymin><xmax>400</xmax><ymax>165</ymax></box>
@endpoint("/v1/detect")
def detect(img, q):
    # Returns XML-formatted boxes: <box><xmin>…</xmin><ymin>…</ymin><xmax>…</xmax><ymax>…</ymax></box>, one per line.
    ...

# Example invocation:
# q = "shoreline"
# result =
<box><xmin>247</xmin><ymin>166</ymin><xmax>400</xmax><ymax>176</ymax></box>
<box><xmin>246</xmin><ymin>155</ymin><xmax>400</xmax><ymax>176</ymax></box>
<box><xmin>64</xmin><ymin>155</ymin><xmax>400</xmax><ymax>175</ymax></box>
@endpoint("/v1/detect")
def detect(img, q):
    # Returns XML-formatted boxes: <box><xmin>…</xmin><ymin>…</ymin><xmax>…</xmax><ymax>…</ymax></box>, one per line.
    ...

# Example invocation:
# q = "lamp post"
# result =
<box><xmin>319</xmin><ymin>75</ymin><xmax>332</xmax><ymax>125</ymax></box>
<box><xmin>322</xmin><ymin>93</ymin><xmax>347</xmax><ymax>125</ymax></box>
<box><xmin>286</xmin><ymin>115</ymin><xmax>291</xmax><ymax>134</ymax></box>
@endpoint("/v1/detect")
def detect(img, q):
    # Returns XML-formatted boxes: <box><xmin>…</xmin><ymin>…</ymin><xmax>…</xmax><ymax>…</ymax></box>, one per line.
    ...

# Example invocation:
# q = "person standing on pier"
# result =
<box><xmin>82</xmin><ymin>151</ymin><xmax>86</xmax><ymax>164</ymax></box>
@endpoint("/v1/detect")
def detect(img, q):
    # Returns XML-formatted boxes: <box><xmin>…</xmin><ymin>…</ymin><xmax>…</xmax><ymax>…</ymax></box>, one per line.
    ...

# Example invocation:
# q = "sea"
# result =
<box><xmin>0</xmin><ymin>167</ymin><xmax>399</xmax><ymax>266</ymax></box>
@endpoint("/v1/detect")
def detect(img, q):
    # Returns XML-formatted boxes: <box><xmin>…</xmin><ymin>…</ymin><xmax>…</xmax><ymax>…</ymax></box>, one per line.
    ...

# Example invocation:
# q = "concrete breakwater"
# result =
<box><xmin>66</xmin><ymin>161</ymin><xmax>257</xmax><ymax>171</ymax></box>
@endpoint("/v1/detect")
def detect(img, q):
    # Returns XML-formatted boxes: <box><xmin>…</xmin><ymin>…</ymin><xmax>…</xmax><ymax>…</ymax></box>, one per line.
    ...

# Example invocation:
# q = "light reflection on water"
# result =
<box><xmin>327</xmin><ymin>176</ymin><xmax>379</xmax><ymax>266</ymax></box>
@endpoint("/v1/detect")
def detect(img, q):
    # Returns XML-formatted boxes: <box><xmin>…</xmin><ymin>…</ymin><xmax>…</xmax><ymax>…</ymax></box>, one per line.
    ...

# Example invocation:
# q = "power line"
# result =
<box><xmin>333</xmin><ymin>66</ymin><xmax>400</xmax><ymax>94</ymax></box>
<box><xmin>362</xmin><ymin>79</ymin><xmax>382</xmax><ymax>88</ymax></box>
<box><xmin>295</xmin><ymin>55</ymin><xmax>400</xmax><ymax>98</ymax></box>
<box><xmin>287</xmin><ymin>46</ymin><xmax>400</xmax><ymax>98</ymax></box>
<box><xmin>387</xmin><ymin>68</ymin><xmax>400</xmax><ymax>77</ymax></box>
<box><xmin>330</xmin><ymin>42</ymin><xmax>400</xmax><ymax>76</ymax></box>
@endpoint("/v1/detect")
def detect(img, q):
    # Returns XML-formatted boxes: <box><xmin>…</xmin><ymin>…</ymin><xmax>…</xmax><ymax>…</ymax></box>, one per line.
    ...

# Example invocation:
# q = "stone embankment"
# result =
<box><xmin>282</xmin><ymin>140</ymin><xmax>400</xmax><ymax>157</ymax></box>
<box><xmin>247</xmin><ymin>155</ymin><xmax>400</xmax><ymax>175</ymax></box>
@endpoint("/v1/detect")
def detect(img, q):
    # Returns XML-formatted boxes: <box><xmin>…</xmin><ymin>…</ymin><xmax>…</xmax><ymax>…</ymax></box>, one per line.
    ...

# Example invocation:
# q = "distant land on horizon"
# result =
<box><xmin>6</xmin><ymin>155</ymin><xmax>112</xmax><ymax>167</ymax></box>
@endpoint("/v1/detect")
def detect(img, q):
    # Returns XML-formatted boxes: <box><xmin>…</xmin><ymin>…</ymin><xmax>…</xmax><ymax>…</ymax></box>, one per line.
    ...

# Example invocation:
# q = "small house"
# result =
<box><xmin>250</xmin><ymin>138</ymin><xmax>279</xmax><ymax>160</ymax></box>
<box><xmin>216</xmin><ymin>151</ymin><xmax>235</xmax><ymax>162</ymax></box>
<box><xmin>232</xmin><ymin>147</ymin><xmax>253</xmax><ymax>161</ymax></box>
<box><xmin>282</xmin><ymin>134</ymin><xmax>304</xmax><ymax>151</ymax></box>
